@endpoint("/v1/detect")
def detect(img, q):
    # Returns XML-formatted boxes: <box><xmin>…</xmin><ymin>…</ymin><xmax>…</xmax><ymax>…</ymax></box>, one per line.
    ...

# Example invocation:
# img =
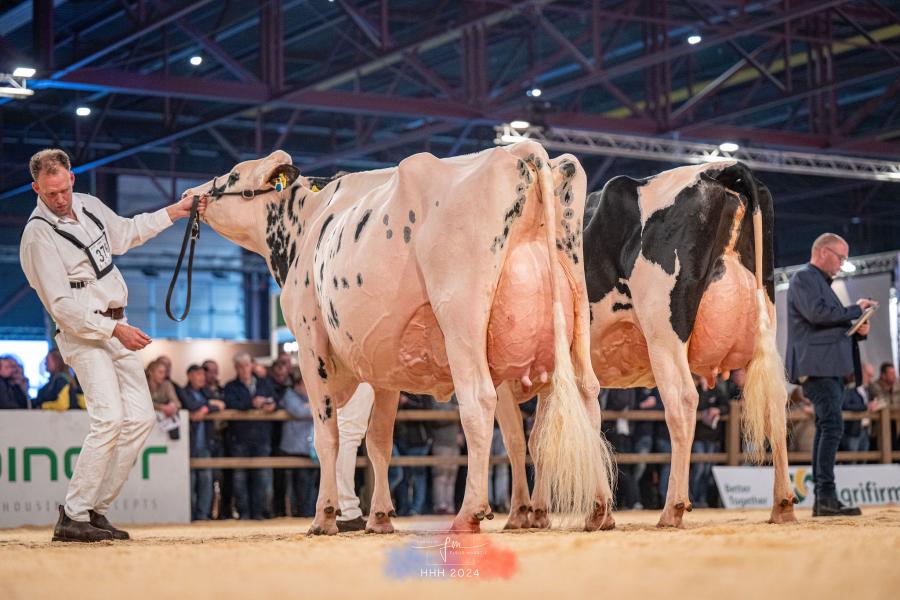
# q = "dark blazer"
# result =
<box><xmin>178</xmin><ymin>385</ymin><xmax>222</xmax><ymax>455</ymax></box>
<box><xmin>785</xmin><ymin>264</ymin><xmax>862</xmax><ymax>384</ymax></box>
<box><xmin>223</xmin><ymin>376</ymin><xmax>276</xmax><ymax>446</ymax></box>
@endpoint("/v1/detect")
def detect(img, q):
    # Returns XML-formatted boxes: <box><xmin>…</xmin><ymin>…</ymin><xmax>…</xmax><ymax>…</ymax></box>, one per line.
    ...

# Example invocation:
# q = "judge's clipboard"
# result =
<box><xmin>846</xmin><ymin>306</ymin><xmax>876</xmax><ymax>336</ymax></box>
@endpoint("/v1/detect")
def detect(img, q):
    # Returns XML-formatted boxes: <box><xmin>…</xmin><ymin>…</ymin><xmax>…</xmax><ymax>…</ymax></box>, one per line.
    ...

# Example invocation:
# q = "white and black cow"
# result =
<box><xmin>497</xmin><ymin>160</ymin><xmax>795</xmax><ymax>529</ymax></box>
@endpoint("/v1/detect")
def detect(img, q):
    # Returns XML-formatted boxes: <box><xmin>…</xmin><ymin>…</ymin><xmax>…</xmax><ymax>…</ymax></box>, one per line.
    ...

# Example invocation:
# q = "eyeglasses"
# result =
<box><xmin>824</xmin><ymin>247</ymin><xmax>848</xmax><ymax>263</ymax></box>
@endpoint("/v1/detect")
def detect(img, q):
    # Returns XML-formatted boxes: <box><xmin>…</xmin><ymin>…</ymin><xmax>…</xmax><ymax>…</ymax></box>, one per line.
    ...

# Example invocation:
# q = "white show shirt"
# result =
<box><xmin>19</xmin><ymin>192</ymin><xmax>172</xmax><ymax>340</ymax></box>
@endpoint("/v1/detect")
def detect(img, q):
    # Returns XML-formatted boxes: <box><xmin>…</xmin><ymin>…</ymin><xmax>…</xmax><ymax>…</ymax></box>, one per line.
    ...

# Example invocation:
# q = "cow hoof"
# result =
<box><xmin>529</xmin><ymin>508</ymin><xmax>551</xmax><ymax>530</ymax></box>
<box><xmin>307</xmin><ymin>523</ymin><xmax>338</xmax><ymax>536</ymax></box>
<box><xmin>449</xmin><ymin>518</ymin><xmax>480</xmax><ymax>534</ymax></box>
<box><xmin>503</xmin><ymin>505</ymin><xmax>532</xmax><ymax>530</ymax></box>
<box><xmin>657</xmin><ymin>504</ymin><xmax>687</xmax><ymax>529</ymax></box>
<box><xmin>389</xmin><ymin>510</ymin><xmax>398</xmax><ymax>518</ymax></box>
<box><xmin>585</xmin><ymin>501</ymin><xmax>616</xmax><ymax>532</ymax></box>
<box><xmin>768</xmin><ymin>498</ymin><xmax>799</xmax><ymax>525</ymax></box>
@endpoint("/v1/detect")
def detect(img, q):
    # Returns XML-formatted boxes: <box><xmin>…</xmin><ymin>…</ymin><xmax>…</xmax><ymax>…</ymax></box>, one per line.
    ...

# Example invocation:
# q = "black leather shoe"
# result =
<box><xmin>336</xmin><ymin>516</ymin><xmax>367</xmax><ymax>532</ymax></box>
<box><xmin>52</xmin><ymin>506</ymin><xmax>114</xmax><ymax>543</ymax></box>
<box><xmin>89</xmin><ymin>510</ymin><xmax>130</xmax><ymax>540</ymax></box>
<box><xmin>813</xmin><ymin>496</ymin><xmax>862</xmax><ymax>517</ymax></box>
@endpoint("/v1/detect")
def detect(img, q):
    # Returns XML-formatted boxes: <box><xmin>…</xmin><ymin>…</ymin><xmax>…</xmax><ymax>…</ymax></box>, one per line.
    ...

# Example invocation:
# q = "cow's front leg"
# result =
<box><xmin>495</xmin><ymin>383</ymin><xmax>531</xmax><ymax>530</ymax></box>
<box><xmin>365</xmin><ymin>388</ymin><xmax>400</xmax><ymax>534</ymax></box>
<box><xmin>309</xmin><ymin>394</ymin><xmax>341</xmax><ymax>536</ymax></box>
<box><xmin>449</xmin><ymin>378</ymin><xmax>497</xmax><ymax>533</ymax></box>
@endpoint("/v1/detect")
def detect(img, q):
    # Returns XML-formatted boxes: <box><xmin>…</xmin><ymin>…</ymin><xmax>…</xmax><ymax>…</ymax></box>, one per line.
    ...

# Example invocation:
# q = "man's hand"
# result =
<box><xmin>251</xmin><ymin>396</ymin><xmax>268</xmax><ymax>409</ymax></box>
<box><xmin>112</xmin><ymin>323</ymin><xmax>151</xmax><ymax>351</ymax></box>
<box><xmin>166</xmin><ymin>194</ymin><xmax>208</xmax><ymax>221</ymax></box>
<box><xmin>856</xmin><ymin>298</ymin><xmax>878</xmax><ymax>310</ymax></box>
<box><xmin>639</xmin><ymin>397</ymin><xmax>657</xmax><ymax>409</ymax></box>
<box><xmin>209</xmin><ymin>399</ymin><xmax>226</xmax><ymax>411</ymax></box>
<box><xmin>262</xmin><ymin>401</ymin><xmax>277</xmax><ymax>413</ymax></box>
<box><xmin>162</xmin><ymin>402</ymin><xmax>178</xmax><ymax>418</ymax></box>
<box><xmin>190</xmin><ymin>405</ymin><xmax>209</xmax><ymax>421</ymax></box>
<box><xmin>858</xmin><ymin>322</ymin><xmax>870</xmax><ymax>336</ymax></box>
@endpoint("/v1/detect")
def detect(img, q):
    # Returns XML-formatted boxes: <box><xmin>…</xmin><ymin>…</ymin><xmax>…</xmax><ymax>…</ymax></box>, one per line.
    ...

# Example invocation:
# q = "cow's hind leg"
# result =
<box><xmin>495</xmin><ymin>383</ymin><xmax>531</xmax><ymax>530</ymax></box>
<box><xmin>526</xmin><ymin>394</ymin><xmax>551</xmax><ymax>529</ymax></box>
<box><xmin>583</xmin><ymin>398</ymin><xmax>616</xmax><ymax>531</ymax></box>
<box><xmin>365</xmin><ymin>388</ymin><xmax>400</xmax><ymax>534</ymax></box>
<box><xmin>307</xmin><ymin>388</ymin><xmax>342</xmax><ymax>536</ymax></box>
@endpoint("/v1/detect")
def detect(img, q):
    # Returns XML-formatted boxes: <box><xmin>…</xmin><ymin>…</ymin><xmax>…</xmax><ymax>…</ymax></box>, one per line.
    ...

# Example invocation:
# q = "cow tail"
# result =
<box><xmin>530</xmin><ymin>149</ymin><xmax>609</xmax><ymax>519</ymax></box>
<box><xmin>741</xmin><ymin>176</ymin><xmax>788</xmax><ymax>464</ymax></box>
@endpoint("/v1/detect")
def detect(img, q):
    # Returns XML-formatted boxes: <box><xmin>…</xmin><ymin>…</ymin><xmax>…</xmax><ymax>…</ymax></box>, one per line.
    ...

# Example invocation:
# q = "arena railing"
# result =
<box><xmin>190</xmin><ymin>401</ymin><xmax>899</xmax><ymax>470</ymax></box>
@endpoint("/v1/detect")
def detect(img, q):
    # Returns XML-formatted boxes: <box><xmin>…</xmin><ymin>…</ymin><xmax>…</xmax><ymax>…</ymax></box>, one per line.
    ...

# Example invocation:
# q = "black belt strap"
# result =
<box><xmin>70</xmin><ymin>281</ymin><xmax>87</xmax><ymax>289</ymax></box>
<box><xmin>165</xmin><ymin>196</ymin><xmax>200</xmax><ymax>322</ymax></box>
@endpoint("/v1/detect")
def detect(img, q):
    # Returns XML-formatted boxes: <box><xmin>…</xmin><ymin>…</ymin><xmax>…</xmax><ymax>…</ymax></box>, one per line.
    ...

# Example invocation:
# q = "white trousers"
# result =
<box><xmin>336</xmin><ymin>383</ymin><xmax>374</xmax><ymax>521</ymax></box>
<box><xmin>57</xmin><ymin>330</ymin><xmax>155</xmax><ymax>522</ymax></box>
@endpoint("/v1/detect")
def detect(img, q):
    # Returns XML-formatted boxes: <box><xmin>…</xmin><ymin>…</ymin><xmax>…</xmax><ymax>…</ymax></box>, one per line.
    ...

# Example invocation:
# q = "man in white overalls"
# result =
<box><xmin>19</xmin><ymin>149</ymin><xmax>206</xmax><ymax>542</ymax></box>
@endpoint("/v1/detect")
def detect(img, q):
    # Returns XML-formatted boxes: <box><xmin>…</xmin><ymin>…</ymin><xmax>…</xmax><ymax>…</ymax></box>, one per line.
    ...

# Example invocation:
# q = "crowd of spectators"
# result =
<box><xmin>3</xmin><ymin>349</ymin><xmax>899</xmax><ymax>517</ymax></box>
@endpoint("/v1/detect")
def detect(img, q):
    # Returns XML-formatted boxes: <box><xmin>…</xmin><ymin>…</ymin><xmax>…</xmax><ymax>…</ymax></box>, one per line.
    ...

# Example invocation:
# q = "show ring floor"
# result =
<box><xmin>2</xmin><ymin>507</ymin><xmax>898</xmax><ymax>600</ymax></box>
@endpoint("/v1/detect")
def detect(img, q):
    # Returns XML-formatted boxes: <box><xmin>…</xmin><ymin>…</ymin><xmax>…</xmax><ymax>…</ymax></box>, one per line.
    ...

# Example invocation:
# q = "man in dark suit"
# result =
<box><xmin>786</xmin><ymin>233</ymin><xmax>874</xmax><ymax>517</ymax></box>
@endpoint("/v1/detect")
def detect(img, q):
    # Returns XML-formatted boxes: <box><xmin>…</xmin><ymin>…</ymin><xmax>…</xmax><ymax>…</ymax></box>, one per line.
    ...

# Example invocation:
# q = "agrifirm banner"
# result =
<box><xmin>713</xmin><ymin>465</ymin><xmax>900</xmax><ymax>509</ymax></box>
<box><xmin>0</xmin><ymin>411</ymin><xmax>190</xmax><ymax>527</ymax></box>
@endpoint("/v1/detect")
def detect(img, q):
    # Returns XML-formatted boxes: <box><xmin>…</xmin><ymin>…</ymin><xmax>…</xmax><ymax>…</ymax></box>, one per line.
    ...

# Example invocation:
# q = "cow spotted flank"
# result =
<box><xmin>386</xmin><ymin>229</ymin><xmax>393</xmax><ymax>240</ymax></box>
<box><xmin>317</xmin><ymin>357</ymin><xmax>327</xmax><ymax>380</ymax></box>
<box><xmin>408</xmin><ymin>210</ymin><xmax>416</xmax><ymax>223</ymax></box>
<box><xmin>490</xmin><ymin>159</ymin><xmax>531</xmax><ymax>253</ymax></box>
<box><xmin>304</xmin><ymin>272</ymin><xmax>310</xmax><ymax>287</ymax></box>
<box><xmin>356</xmin><ymin>273</ymin><xmax>363</xmax><ymax>286</ymax></box>
<box><xmin>355</xmin><ymin>209</ymin><xmax>372</xmax><ymax>241</ymax></box>
<box><xmin>403</xmin><ymin>226</ymin><xmax>412</xmax><ymax>243</ymax></box>
<box><xmin>341</xmin><ymin>277</ymin><xmax>349</xmax><ymax>289</ymax></box>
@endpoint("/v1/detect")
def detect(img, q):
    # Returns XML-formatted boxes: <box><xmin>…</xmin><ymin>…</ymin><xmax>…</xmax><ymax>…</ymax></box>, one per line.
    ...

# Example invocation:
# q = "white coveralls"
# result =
<box><xmin>336</xmin><ymin>383</ymin><xmax>375</xmax><ymax>521</ymax></box>
<box><xmin>19</xmin><ymin>192</ymin><xmax>173</xmax><ymax>522</ymax></box>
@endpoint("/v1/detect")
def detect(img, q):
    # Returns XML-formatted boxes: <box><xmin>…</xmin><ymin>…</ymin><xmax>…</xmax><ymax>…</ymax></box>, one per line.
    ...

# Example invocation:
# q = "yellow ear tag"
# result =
<box><xmin>311</xmin><ymin>184</ymin><xmax>320</xmax><ymax>192</ymax></box>
<box><xmin>274</xmin><ymin>172</ymin><xmax>287</xmax><ymax>192</ymax></box>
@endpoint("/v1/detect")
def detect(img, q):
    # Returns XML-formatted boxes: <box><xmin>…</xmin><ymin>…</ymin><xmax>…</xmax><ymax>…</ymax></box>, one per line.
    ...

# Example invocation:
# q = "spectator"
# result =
<box><xmin>34</xmin><ymin>349</ymin><xmax>72</xmax><ymax>410</ymax></box>
<box><xmin>179</xmin><ymin>364</ymin><xmax>226</xmax><ymax>520</ymax></box>
<box><xmin>842</xmin><ymin>363</ymin><xmax>874</xmax><ymax>456</ymax></box>
<box><xmin>268</xmin><ymin>359</ymin><xmax>293</xmax><ymax>518</ymax></box>
<box><xmin>690</xmin><ymin>375</ymin><xmax>728</xmax><ymax>508</ymax></box>
<box><xmin>224</xmin><ymin>352</ymin><xmax>276</xmax><ymax>520</ymax></box>
<box><xmin>488</xmin><ymin>423</ymin><xmax>510</xmax><ymax>514</ymax></box>
<box><xmin>155</xmin><ymin>354</ymin><xmax>181</xmax><ymax>394</ymax></box>
<box><xmin>201</xmin><ymin>359</ymin><xmax>231</xmax><ymax>519</ymax></box>
<box><xmin>394</xmin><ymin>392</ymin><xmax>433</xmax><ymax>516</ymax></box>
<box><xmin>788</xmin><ymin>386</ymin><xmax>816</xmax><ymax>453</ymax></box>
<box><xmin>146</xmin><ymin>358</ymin><xmax>181</xmax><ymax>438</ymax></box>
<box><xmin>601</xmin><ymin>389</ymin><xmax>641</xmax><ymax>509</ymax></box>
<box><xmin>0</xmin><ymin>355</ymin><xmax>28</xmax><ymax>409</ymax></box>
<box><xmin>430</xmin><ymin>396</ymin><xmax>461</xmax><ymax>515</ymax></box>
<box><xmin>869</xmin><ymin>362</ymin><xmax>900</xmax><ymax>408</ymax></box>
<box><xmin>9</xmin><ymin>357</ymin><xmax>31</xmax><ymax>405</ymax></box>
<box><xmin>280</xmin><ymin>370</ymin><xmax>317</xmax><ymax>517</ymax></box>
<box><xmin>632</xmin><ymin>388</ymin><xmax>667</xmax><ymax>509</ymax></box>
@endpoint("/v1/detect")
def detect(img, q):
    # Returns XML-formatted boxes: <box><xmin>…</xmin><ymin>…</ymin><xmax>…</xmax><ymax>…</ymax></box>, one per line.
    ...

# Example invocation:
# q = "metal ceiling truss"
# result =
<box><xmin>2</xmin><ymin>0</ymin><xmax>900</xmax><ymax>202</ymax></box>
<box><xmin>494</xmin><ymin>123</ymin><xmax>900</xmax><ymax>182</ymax></box>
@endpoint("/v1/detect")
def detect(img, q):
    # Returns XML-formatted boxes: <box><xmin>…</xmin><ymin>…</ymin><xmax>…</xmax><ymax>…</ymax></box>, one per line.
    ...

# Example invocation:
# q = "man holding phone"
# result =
<box><xmin>224</xmin><ymin>352</ymin><xmax>277</xmax><ymax>519</ymax></box>
<box><xmin>785</xmin><ymin>233</ymin><xmax>875</xmax><ymax>517</ymax></box>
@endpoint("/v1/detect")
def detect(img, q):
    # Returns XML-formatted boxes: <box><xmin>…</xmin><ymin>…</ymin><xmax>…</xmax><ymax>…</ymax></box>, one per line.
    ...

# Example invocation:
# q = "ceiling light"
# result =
<box><xmin>75</xmin><ymin>106</ymin><xmax>91</xmax><ymax>117</ymax></box>
<box><xmin>510</xmin><ymin>120</ymin><xmax>530</xmax><ymax>129</ymax></box>
<box><xmin>189</xmin><ymin>55</ymin><xmax>203</xmax><ymax>66</ymax></box>
<box><xmin>688</xmin><ymin>35</ymin><xmax>702</xmax><ymax>45</ymax></box>
<box><xmin>0</xmin><ymin>86</ymin><xmax>34</xmax><ymax>98</ymax></box>
<box><xmin>718</xmin><ymin>142</ymin><xmax>739</xmax><ymax>153</ymax></box>
<box><xmin>527</xmin><ymin>87</ymin><xmax>542</xmax><ymax>98</ymax></box>
<box><xmin>13</xmin><ymin>67</ymin><xmax>36</xmax><ymax>78</ymax></box>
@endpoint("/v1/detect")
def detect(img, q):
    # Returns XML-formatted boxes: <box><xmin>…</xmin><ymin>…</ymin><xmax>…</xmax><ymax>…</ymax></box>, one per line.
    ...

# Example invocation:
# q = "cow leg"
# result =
<box><xmin>448</xmin><ymin>373</ymin><xmax>497</xmax><ymax>533</ymax></box>
<box><xmin>526</xmin><ymin>394</ymin><xmax>551</xmax><ymax>529</ymax></box>
<box><xmin>495</xmin><ymin>383</ymin><xmax>531</xmax><ymax>530</ymax></box>
<box><xmin>365</xmin><ymin>388</ymin><xmax>400</xmax><ymax>534</ymax></box>
<box><xmin>308</xmin><ymin>392</ymin><xmax>341</xmax><ymax>536</ymax></box>
<box><xmin>649</xmin><ymin>344</ymin><xmax>698</xmax><ymax>529</ymax></box>
<box><xmin>582</xmin><ymin>398</ymin><xmax>616</xmax><ymax>531</ymax></box>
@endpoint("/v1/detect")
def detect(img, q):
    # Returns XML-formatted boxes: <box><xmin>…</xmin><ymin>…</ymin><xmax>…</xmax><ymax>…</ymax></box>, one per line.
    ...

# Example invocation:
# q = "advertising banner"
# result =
<box><xmin>713</xmin><ymin>464</ymin><xmax>900</xmax><ymax>509</ymax></box>
<box><xmin>0</xmin><ymin>411</ymin><xmax>190</xmax><ymax>527</ymax></box>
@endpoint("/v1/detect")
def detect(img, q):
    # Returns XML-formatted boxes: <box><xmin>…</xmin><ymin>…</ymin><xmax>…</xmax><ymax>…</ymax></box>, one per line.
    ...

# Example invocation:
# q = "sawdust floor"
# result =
<box><xmin>2</xmin><ymin>507</ymin><xmax>898</xmax><ymax>600</ymax></box>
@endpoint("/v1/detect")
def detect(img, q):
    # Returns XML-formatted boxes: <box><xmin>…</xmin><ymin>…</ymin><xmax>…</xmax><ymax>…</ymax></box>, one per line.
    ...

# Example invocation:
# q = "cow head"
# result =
<box><xmin>182</xmin><ymin>150</ymin><xmax>302</xmax><ymax>252</ymax></box>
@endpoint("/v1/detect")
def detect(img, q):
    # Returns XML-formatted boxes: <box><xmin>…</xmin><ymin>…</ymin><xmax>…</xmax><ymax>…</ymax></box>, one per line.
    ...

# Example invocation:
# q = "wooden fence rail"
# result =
<box><xmin>190</xmin><ymin>402</ymin><xmax>899</xmax><ymax>470</ymax></box>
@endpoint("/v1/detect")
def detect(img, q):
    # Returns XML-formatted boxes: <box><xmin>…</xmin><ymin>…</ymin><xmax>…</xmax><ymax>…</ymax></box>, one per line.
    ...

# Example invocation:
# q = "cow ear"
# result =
<box><xmin>267</xmin><ymin>164</ymin><xmax>301</xmax><ymax>189</ymax></box>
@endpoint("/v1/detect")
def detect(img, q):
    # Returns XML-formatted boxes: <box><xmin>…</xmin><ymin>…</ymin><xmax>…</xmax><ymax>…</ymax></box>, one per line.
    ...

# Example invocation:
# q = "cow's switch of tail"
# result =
<box><xmin>529</xmin><ymin>148</ymin><xmax>614</xmax><ymax>519</ymax></box>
